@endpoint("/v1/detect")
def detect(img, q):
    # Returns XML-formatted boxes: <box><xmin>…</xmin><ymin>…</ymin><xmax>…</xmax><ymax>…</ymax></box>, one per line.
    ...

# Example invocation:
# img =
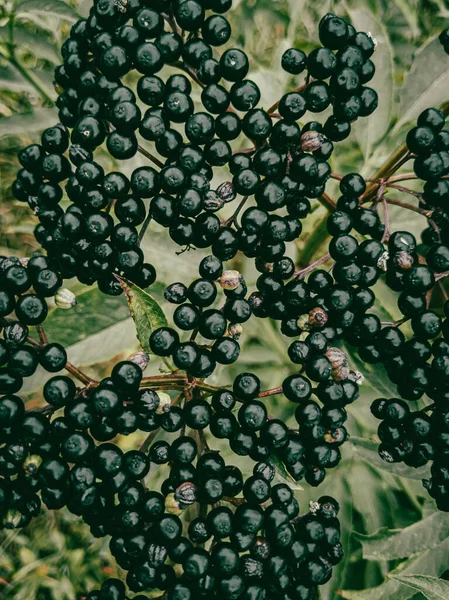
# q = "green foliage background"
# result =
<box><xmin>2</xmin><ymin>0</ymin><xmax>449</xmax><ymax>598</ymax></box>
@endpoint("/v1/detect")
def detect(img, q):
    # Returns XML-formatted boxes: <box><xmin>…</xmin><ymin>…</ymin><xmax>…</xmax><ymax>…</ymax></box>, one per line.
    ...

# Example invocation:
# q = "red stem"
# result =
<box><xmin>258</xmin><ymin>386</ymin><xmax>283</xmax><ymax>398</ymax></box>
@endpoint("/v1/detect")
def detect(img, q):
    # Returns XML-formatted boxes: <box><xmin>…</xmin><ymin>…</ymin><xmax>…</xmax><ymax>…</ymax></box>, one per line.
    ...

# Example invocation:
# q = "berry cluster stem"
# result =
<box><xmin>223</xmin><ymin>196</ymin><xmax>248</xmax><ymax>227</ymax></box>
<box><xmin>258</xmin><ymin>386</ymin><xmax>283</xmax><ymax>398</ymax></box>
<box><xmin>136</xmin><ymin>143</ymin><xmax>164</xmax><ymax>168</ymax></box>
<box><xmin>24</xmin><ymin>326</ymin><xmax>96</xmax><ymax>385</ymax></box>
<box><xmin>139</xmin><ymin>427</ymin><xmax>161</xmax><ymax>454</ymax></box>
<box><xmin>137</xmin><ymin>212</ymin><xmax>153</xmax><ymax>245</ymax></box>
<box><xmin>363</xmin><ymin>101</ymin><xmax>449</xmax><ymax>200</ymax></box>
<box><xmin>381</xmin><ymin>196</ymin><xmax>390</xmax><ymax>243</ymax></box>
<box><xmin>318</xmin><ymin>192</ymin><xmax>337</xmax><ymax>212</ymax></box>
<box><xmin>294</xmin><ymin>253</ymin><xmax>331</xmax><ymax>278</ymax></box>
<box><xmin>172</xmin><ymin>60</ymin><xmax>205</xmax><ymax>88</ymax></box>
<box><xmin>381</xmin><ymin>196</ymin><xmax>430</xmax><ymax>217</ymax></box>
<box><xmin>36</xmin><ymin>325</ymin><xmax>48</xmax><ymax>345</ymax></box>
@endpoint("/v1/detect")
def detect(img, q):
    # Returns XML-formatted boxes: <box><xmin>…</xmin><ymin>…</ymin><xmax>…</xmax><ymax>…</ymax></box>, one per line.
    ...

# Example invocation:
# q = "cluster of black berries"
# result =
<box><xmin>142</xmin><ymin>162</ymin><xmax>386</xmax><ymax>489</ymax></box>
<box><xmin>86</xmin><ymin>494</ymin><xmax>343</xmax><ymax>600</ymax></box>
<box><xmin>13</xmin><ymin>125</ymin><xmax>156</xmax><ymax>296</ymax></box>
<box><xmin>0</xmin><ymin>254</ymin><xmax>73</xmax><ymax>395</ymax></box>
<box><xmin>153</xmin><ymin>255</ymin><xmax>247</xmax><ymax>375</ymax></box>
<box><xmin>1</xmin><ymin>254</ymin><xmax>58</xmax><ymax>326</ymax></box>
<box><xmin>11</xmin><ymin>0</ymin><xmax>449</xmax><ymax>593</ymax></box>
<box><xmin>11</xmin><ymin>2</ymin><xmax>380</xmax><ymax>300</ymax></box>
<box><xmin>372</xmin><ymin>396</ymin><xmax>433</xmax><ymax>465</ymax></box>
<box><xmin>362</xmin><ymin>110</ymin><xmax>449</xmax><ymax>507</ymax></box>
<box><xmin>148</xmin><ymin>245</ymin><xmax>361</xmax><ymax>487</ymax></box>
<box><xmin>318</xmin><ymin>172</ymin><xmax>444</xmax><ymax>502</ymax></box>
<box><xmin>367</xmin><ymin>229</ymin><xmax>442</xmax><ymax>399</ymax></box>
<box><xmin>368</xmin><ymin>294</ymin><xmax>448</xmax><ymax>508</ymax></box>
<box><xmin>0</xmin><ymin>276</ymin><xmax>73</xmax><ymax>529</ymax></box>
<box><xmin>0</xmin><ymin>391</ymin><xmax>44</xmax><ymax>529</ymax></box>
<box><xmin>408</xmin><ymin>108</ymin><xmax>449</xmax><ymax>275</ymax></box>
<box><xmin>306</xmin><ymin>13</ymin><xmax>378</xmax><ymax>142</ymax></box>
<box><xmin>370</xmin><ymin>369</ymin><xmax>449</xmax><ymax>512</ymax></box>
<box><xmin>0</xmin><ymin>336</ymin><xmax>344</xmax><ymax>599</ymax></box>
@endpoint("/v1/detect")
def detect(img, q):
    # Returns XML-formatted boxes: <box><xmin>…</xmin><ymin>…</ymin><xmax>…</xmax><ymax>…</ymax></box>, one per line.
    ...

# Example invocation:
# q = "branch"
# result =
<box><xmin>139</xmin><ymin>427</ymin><xmax>161</xmax><ymax>454</ymax></box>
<box><xmin>381</xmin><ymin>196</ymin><xmax>390</xmax><ymax>243</ymax></box>
<box><xmin>294</xmin><ymin>253</ymin><xmax>331</xmax><ymax>279</ymax></box>
<box><xmin>258</xmin><ymin>386</ymin><xmax>283</xmax><ymax>398</ymax></box>
<box><xmin>36</xmin><ymin>325</ymin><xmax>48</xmax><ymax>345</ymax></box>
<box><xmin>171</xmin><ymin>60</ymin><xmax>205</xmax><ymax>88</ymax></box>
<box><xmin>318</xmin><ymin>193</ymin><xmax>337</xmax><ymax>212</ymax></box>
<box><xmin>137</xmin><ymin>212</ymin><xmax>152</xmax><ymax>245</ymax></box>
<box><xmin>25</xmin><ymin>330</ymin><xmax>96</xmax><ymax>385</ymax></box>
<box><xmin>139</xmin><ymin>374</ymin><xmax>226</xmax><ymax>395</ymax></box>
<box><xmin>380</xmin><ymin>317</ymin><xmax>408</xmax><ymax>327</ymax></box>
<box><xmin>65</xmin><ymin>362</ymin><xmax>95</xmax><ymax>385</ymax></box>
<box><xmin>363</xmin><ymin>101</ymin><xmax>449</xmax><ymax>200</ymax></box>
<box><xmin>222</xmin><ymin>196</ymin><xmax>248</xmax><ymax>227</ymax></box>
<box><xmin>197</xmin><ymin>427</ymin><xmax>210</xmax><ymax>454</ymax></box>
<box><xmin>136</xmin><ymin>143</ymin><xmax>164</xmax><ymax>168</ymax></box>
<box><xmin>385</xmin><ymin>182</ymin><xmax>422</xmax><ymax>198</ymax></box>
<box><xmin>380</xmin><ymin>196</ymin><xmax>430</xmax><ymax>217</ymax></box>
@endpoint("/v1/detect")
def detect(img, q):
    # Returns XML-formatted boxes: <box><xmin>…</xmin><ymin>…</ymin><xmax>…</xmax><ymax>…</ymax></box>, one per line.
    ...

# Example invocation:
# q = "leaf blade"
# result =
<box><xmin>347</xmin><ymin>8</ymin><xmax>395</xmax><ymax>159</ymax></box>
<box><xmin>351</xmin><ymin>437</ymin><xmax>431</xmax><ymax>480</ymax></box>
<box><xmin>0</xmin><ymin>25</ymin><xmax>60</xmax><ymax>62</ymax></box>
<box><xmin>269</xmin><ymin>454</ymin><xmax>303</xmax><ymax>491</ymax></box>
<box><xmin>117</xmin><ymin>276</ymin><xmax>168</xmax><ymax>355</ymax></box>
<box><xmin>393</xmin><ymin>575</ymin><xmax>449</xmax><ymax>600</ymax></box>
<box><xmin>355</xmin><ymin>512</ymin><xmax>449</xmax><ymax>561</ymax></box>
<box><xmin>339</xmin><ymin>535</ymin><xmax>449</xmax><ymax>599</ymax></box>
<box><xmin>15</xmin><ymin>0</ymin><xmax>78</xmax><ymax>20</ymax></box>
<box><xmin>0</xmin><ymin>108</ymin><xmax>58</xmax><ymax>137</ymax></box>
<box><xmin>395</xmin><ymin>36</ymin><xmax>449</xmax><ymax>131</ymax></box>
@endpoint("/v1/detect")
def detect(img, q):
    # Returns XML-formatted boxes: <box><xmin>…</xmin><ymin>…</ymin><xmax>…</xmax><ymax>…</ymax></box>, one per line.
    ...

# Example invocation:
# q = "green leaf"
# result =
<box><xmin>342</xmin><ymin>343</ymin><xmax>398</xmax><ymax>398</ymax></box>
<box><xmin>22</xmin><ymin>318</ymin><xmax>142</xmax><ymax>394</ymax></box>
<box><xmin>21</xmin><ymin>288</ymin><xmax>134</xmax><ymax>392</ymax></box>
<box><xmin>0</xmin><ymin>108</ymin><xmax>58</xmax><ymax>137</ymax></box>
<box><xmin>393</xmin><ymin>575</ymin><xmax>449</xmax><ymax>600</ymax></box>
<box><xmin>394</xmin><ymin>36</ymin><xmax>449</xmax><ymax>131</ymax></box>
<box><xmin>371</xmin><ymin>278</ymin><xmax>402</xmax><ymax>323</ymax></box>
<box><xmin>0</xmin><ymin>25</ymin><xmax>60</xmax><ymax>62</ymax></box>
<box><xmin>390</xmin><ymin>0</ymin><xmax>420</xmax><ymax>38</ymax></box>
<box><xmin>355</xmin><ymin>512</ymin><xmax>449</xmax><ymax>561</ymax></box>
<box><xmin>347</xmin><ymin>8</ymin><xmax>395</xmax><ymax>159</ymax></box>
<box><xmin>0</xmin><ymin>66</ymin><xmax>33</xmax><ymax>92</ymax></box>
<box><xmin>15</xmin><ymin>0</ymin><xmax>78</xmax><ymax>20</ymax></box>
<box><xmin>61</xmin><ymin>321</ymin><xmax>137</xmax><ymax>368</ymax></box>
<box><xmin>41</xmin><ymin>286</ymin><xmax>130</xmax><ymax>347</ymax></box>
<box><xmin>269</xmin><ymin>454</ymin><xmax>303</xmax><ymax>491</ymax></box>
<box><xmin>339</xmin><ymin>535</ymin><xmax>449</xmax><ymax>599</ymax></box>
<box><xmin>117</xmin><ymin>276</ymin><xmax>168</xmax><ymax>355</ymax></box>
<box><xmin>351</xmin><ymin>437</ymin><xmax>431</xmax><ymax>480</ymax></box>
<box><xmin>346</xmin><ymin>460</ymin><xmax>393</xmax><ymax>536</ymax></box>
